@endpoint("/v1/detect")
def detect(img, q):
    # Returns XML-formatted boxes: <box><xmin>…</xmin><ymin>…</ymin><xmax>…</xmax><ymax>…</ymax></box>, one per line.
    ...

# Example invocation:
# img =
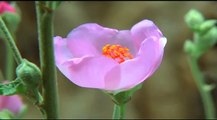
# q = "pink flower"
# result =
<box><xmin>54</xmin><ymin>19</ymin><xmax>167</xmax><ymax>92</ymax></box>
<box><xmin>0</xmin><ymin>95</ymin><xmax>23</xmax><ymax>115</ymax></box>
<box><xmin>0</xmin><ymin>1</ymin><xmax>16</xmax><ymax>14</ymax></box>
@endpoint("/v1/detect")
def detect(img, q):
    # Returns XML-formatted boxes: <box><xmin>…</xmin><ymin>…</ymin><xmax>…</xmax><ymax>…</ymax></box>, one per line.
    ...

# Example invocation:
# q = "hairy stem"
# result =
<box><xmin>0</xmin><ymin>17</ymin><xmax>22</xmax><ymax>65</ymax></box>
<box><xmin>35</xmin><ymin>1</ymin><xmax>59</xmax><ymax>118</ymax></box>
<box><xmin>5</xmin><ymin>44</ymin><xmax>15</xmax><ymax>80</ymax></box>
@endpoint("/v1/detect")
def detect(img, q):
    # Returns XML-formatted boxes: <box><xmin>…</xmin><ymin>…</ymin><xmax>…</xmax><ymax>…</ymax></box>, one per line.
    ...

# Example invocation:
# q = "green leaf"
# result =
<box><xmin>0</xmin><ymin>79</ymin><xmax>25</xmax><ymax>95</ymax></box>
<box><xmin>125</xmin><ymin>84</ymin><xmax>143</xmax><ymax>97</ymax></box>
<box><xmin>105</xmin><ymin>84</ymin><xmax>143</xmax><ymax>105</ymax></box>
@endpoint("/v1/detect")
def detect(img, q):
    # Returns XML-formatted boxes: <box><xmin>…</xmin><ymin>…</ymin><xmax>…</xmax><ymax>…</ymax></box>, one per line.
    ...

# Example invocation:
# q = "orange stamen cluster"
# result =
<box><xmin>102</xmin><ymin>44</ymin><xmax>133</xmax><ymax>64</ymax></box>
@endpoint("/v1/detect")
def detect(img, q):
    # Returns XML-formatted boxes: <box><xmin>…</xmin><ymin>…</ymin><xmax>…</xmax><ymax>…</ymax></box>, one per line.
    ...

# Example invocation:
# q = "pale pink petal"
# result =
<box><xmin>54</xmin><ymin>36</ymin><xmax>74</xmax><ymax>65</ymax></box>
<box><xmin>131</xmin><ymin>19</ymin><xmax>163</xmax><ymax>50</ymax></box>
<box><xmin>65</xmin><ymin>24</ymin><xmax>137</xmax><ymax>58</ymax></box>
<box><xmin>104</xmin><ymin>65</ymin><xmax>121</xmax><ymax>90</ymax></box>
<box><xmin>110</xmin><ymin>30</ymin><xmax>137</xmax><ymax>56</ymax></box>
<box><xmin>66</xmin><ymin>23</ymin><xmax>119</xmax><ymax>57</ymax></box>
<box><xmin>116</xmin><ymin>36</ymin><xmax>167</xmax><ymax>91</ymax></box>
<box><xmin>56</xmin><ymin>56</ymin><xmax>120</xmax><ymax>89</ymax></box>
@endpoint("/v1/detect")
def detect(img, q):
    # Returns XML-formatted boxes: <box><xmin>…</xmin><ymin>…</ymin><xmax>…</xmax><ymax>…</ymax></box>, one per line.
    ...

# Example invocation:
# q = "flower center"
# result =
<box><xmin>102</xmin><ymin>44</ymin><xmax>133</xmax><ymax>63</ymax></box>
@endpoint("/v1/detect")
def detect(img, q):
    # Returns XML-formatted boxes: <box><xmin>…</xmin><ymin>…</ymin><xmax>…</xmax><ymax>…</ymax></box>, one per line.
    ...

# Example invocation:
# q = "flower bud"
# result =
<box><xmin>185</xmin><ymin>9</ymin><xmax>217</xmax><ymax>58</ymax></box>
<box><xmin>0</xmin><ymin>2</ymin><xmax>16</xmax><ymax>14</ymax></box>
<box><xmin>184</xmin><ymin>40</ymin><xmax>197</xmax><ymax>58</ymax></box>
<box><xmin>197</xmin><ymin>27</ymin><xmax>217</xmax><ymax>51</ymax></box>
<box><xmin>185</xmin><ymin>9</ymin><xmax>204</xmax><ymax>31</ymax></box>
<box><xmin>16</xmin><ymin>59</ymin><xmax>42</xmax><ymax>89</ymax></box>
<box><xmin>199</xmin><ymin>20</ymin><xmax>217</xmax><ymax>35</ymax></box>
<box><xmin>0</xmin><ymin>1</ymin><xmax>21</xmax><ymax>39</ymax></box>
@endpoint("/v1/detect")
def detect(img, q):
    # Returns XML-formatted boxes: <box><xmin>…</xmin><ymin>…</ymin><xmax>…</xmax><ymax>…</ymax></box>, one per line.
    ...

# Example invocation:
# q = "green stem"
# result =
<box><xmin>112</xmin><ymin>104</ymin><xmax>126</xmax><ymax>119</ymax></box>
<box><xmin>0</xmin><ymin>17</ymin><xmax>22</xmax><ymax>65</ymax></box>
<box><xmin>188</xmin><ymin>57</ymin><xmax>216</xmax><ymax>119</ymax></box>
<box><xmin>35</xmin><ymin>1</ymin><xmax>59</xmax><ymax>119</ymax></box>
<box><xmin>5</xmin><ymin>44</ymin><xmax>14</xmax><ymax>80</ymax></box>
<box><xmin>5</xmin><ymin>32</ymin><xmax>16</xmax><ymax>80</ymax></box>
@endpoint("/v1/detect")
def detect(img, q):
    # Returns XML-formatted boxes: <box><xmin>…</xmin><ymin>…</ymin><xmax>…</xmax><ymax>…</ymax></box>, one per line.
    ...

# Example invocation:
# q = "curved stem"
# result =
<box><xmin>5</xmin><ymin>32</ymin><xmax>16</xmax><ymax>80</ymax></box>
<box><xmin>188</xmin><ymin>57</ymin><xmax>216</xmax><ymax>119</ymax></box>
<box><xmin>112</xmin><ymin>104</ymin><xmax>126</xmax><ymax>119</ymax></box>
<box><xmin>0</xmin><ymin>17</ymin><xmax>22</xmax><ymax>65</ymax></box>
<box><xmin>5</xmin><ymin>44</ymin><xmax>14</xmax><ymax>80</ymax></box>
<box><xmin>36</xmin><ymin>1</ymin><xmax>59</xmax><ymax>119</ymax></box>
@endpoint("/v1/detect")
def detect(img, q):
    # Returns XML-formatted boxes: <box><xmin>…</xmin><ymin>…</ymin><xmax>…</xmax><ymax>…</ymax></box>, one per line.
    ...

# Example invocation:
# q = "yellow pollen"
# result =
<box><xmin>102</xmin><ymin>44</ymin><xmax>133</xmax><ymax>63</ymax></box>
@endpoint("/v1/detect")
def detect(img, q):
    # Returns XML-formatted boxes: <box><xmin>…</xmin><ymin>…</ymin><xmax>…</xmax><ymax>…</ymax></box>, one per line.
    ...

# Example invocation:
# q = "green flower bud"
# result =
<box><xmin>0</xmin><ymin>2</ymin><xmax>21</xmax><ymax>39</ymax></box>
<box><xmin>185</xmin><ymin>9</ymin><xmax>204</xmax><ymax>31</ymax></box>
<box><xmin>1</xmin><ymin>12</ymin><xmax>21</xmax><ymax>33</ymax></box>
<box><xmin>184</xmin><ymin>40</ymin><xmax>196</xmax><ymax>57</ymax></box>
<box><xmin>199</xmin><ymin>20</ymin><xmax>217</xmax><ymax>35</ymax></box>
<box><xmin>197</xmin><ymin>27</ymin><xmax>217</xmax><ymax>51</ymax></box>
<box><xmin>192</xmin><ymin>22</ymin><xmax>217</xmax><ymax>56</ymax></box>
<box><xmin>16</xmin><ymin>59</ymin><xmax>42</xmax><ymax>89</ymax></box>
<box><xmin>184</xmin><ymin>39</ymin><xmax>208</xmax><ymax>58</ymax></box>
<box><xmin>185</xmin><ymin>9</ymin><xmax>217</xmax><ymax>58</ymax></box>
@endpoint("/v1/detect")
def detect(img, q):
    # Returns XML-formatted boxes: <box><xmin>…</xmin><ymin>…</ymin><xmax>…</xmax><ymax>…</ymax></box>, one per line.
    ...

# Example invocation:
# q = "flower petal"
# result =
<box><xmin>111</xmin><ymin>30</ymin><xmax>137</xmax><ymax>56</ymax></box>
<box><xmin>56</xmin><ymin>55</ymin><xmax>120</xmax><ymax>89</ymax></box>
<box><xmin>54</xmin><ymin>36</ymin><xmax>73</xmax><ymax>65</ymax></box>
<box><xmin>116</xmin><ymin>36</ymin><xmax>167</xmax><ymax>91</ymax></box>
<box><xmin>66</xmin><ymin>23</ymin><xmax>119</xmax><ymax>57</ymax></box>
<box><xmin>104</xmin><ymin>65</ymin><xmax>121</xmax><ymax>90</ymax></box>
<box><xmin>131</xmin><ymin>19</ymin><xmax>163</xmax><ymax>50</ymax></box>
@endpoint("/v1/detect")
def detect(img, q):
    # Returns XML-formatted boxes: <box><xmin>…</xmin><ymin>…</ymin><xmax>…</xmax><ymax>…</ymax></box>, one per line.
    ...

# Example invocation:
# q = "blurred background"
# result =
<box><xmin>0</xmin><ymin>1</ymin><xmax>217</xmax><ymax>119</ymax></box>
